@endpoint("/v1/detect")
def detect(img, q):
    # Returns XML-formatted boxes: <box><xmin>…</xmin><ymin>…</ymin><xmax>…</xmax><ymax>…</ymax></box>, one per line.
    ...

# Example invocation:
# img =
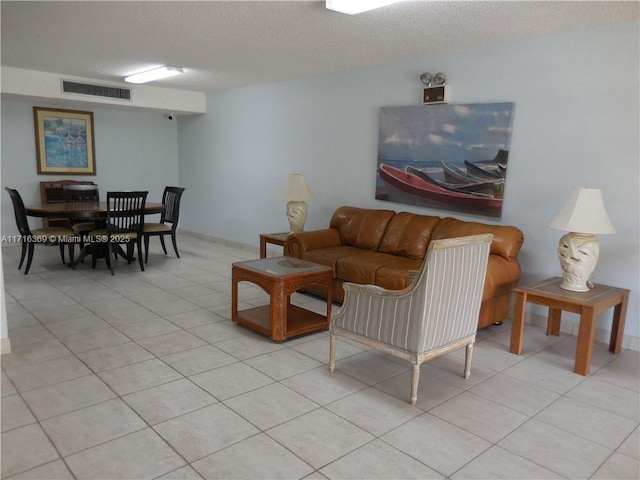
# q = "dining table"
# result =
<box><xmin>25</xmin><ymin>201</ymin><xmax>165</xmax><ymax>219</ymax></box>
<box><xmin>25</xmin><ymin>201</ymin><xmax>165</xmax><ymax>268</ymax></box>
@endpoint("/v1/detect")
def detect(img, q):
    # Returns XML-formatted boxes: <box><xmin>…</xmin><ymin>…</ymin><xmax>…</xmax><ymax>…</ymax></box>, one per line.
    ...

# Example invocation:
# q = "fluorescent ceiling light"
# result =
<box><xmin>124</xmin><ymin>66</ymin><xmax>184</xmax><ymax>84</ymax></box>
<box><xmin>326</xmin><ymin>0</ymin><xmax>403</xmax><ymax>15</ymax></box>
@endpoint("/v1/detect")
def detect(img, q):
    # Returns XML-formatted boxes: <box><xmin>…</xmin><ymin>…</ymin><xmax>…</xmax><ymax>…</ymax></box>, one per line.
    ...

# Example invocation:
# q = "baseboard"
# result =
<box><xmin>527</xmin><ymin>312</ymin><xmax>639</xmax><ymax>352</ymax></box>
<box><xmin>0</xmin><ymin>337</ymin><xmax>12</xmax><ymax>355</ymax></box>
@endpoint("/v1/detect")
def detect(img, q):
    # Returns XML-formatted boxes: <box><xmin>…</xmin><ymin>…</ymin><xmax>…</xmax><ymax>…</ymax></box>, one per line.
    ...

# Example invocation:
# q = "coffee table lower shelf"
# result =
<box><xmin>234</xmin><ymin>304</ymin><xmax>328</xmax><ymax>340</ymax></box>
<box><xmin>231</xmin><ymin>256</ymin><xmax>333</xmax><ymax>342</ymax></box>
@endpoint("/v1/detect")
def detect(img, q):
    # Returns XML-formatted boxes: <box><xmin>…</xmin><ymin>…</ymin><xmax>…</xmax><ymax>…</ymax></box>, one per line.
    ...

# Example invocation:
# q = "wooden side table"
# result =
<box><xmin>510</xmin><ymin>276</ymin><xmax>629</xmax><ymax>375</ymax></box>
<box><xmin>259</xmin><ymin>232</ymin><xmax>289</xmax><ymax>258</ymax></box>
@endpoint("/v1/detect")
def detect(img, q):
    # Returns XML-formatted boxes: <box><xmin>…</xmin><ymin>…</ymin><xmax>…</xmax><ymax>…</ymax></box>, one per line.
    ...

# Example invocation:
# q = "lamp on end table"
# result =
<box><xmin>549</xmin><ymin>187</ymin><xmax>615</xmax><ymax>292</ymax></box>
<box><xmin>282</xmin><ymin>173</ymin><xmax>314</xmax><ymax>232</ymax></box>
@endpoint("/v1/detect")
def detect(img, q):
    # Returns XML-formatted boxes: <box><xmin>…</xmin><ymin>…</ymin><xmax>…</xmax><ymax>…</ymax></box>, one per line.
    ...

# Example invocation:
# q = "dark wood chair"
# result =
<box><xmin>142</xmin><ymin>186</ymin><xmax>185</xmax><ymax>263</ymax></box>
<box><xmin>88</xmin><ymin>191</ymin><xmax>147</xmax><ymax>275</ymax></box>
<box><xmin>63</xmin><ymin>184</ymin><xmax>100</xmax><ymax>250</ymax></box>
<box><xmin>4</xmin><ymin>187</ymin><xmax>75</xmax><ymax>274</ymax></box>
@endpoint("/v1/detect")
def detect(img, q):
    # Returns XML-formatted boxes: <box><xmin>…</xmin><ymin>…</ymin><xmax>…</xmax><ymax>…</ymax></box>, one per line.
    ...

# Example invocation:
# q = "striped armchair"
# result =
<box><xmin>329</xmin><ymin>234</ymin><xmax>493</xmax><ymax>405</ymax></box>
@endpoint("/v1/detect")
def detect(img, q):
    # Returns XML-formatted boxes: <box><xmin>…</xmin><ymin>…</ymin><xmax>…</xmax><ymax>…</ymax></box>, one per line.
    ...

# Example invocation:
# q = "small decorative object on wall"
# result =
<box><xmin>376</xmin><ymin>102</ymin><xmax>514</xmax><ymax>217</ymax></box>
<box><xmin>33</xmin><ymin>107</ymin><xmax>96</xmax><ymax>175</ymax></box>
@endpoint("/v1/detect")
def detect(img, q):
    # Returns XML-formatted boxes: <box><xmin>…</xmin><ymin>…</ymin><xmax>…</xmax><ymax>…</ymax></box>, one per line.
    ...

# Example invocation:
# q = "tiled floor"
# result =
<box><xmin>1</xmin><ymin>235</ymin><xmax>638</xmax><ymax>480</ymax></box>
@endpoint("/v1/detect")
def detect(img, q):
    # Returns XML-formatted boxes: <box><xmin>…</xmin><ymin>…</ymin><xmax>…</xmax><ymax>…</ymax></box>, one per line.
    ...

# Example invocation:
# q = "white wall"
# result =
<box><xmin>178</xmin><ymin>22</ymin><xmax>639</xmax><ymax>342</ymax></box>
<box><xmin>1</xmin><ymin>100</ymin><xmax>180</xmax><ymax>235</ymax></box>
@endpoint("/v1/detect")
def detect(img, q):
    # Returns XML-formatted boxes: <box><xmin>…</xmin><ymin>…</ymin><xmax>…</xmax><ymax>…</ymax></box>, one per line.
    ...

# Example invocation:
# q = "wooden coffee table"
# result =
<box><xmin>231</xmin><ymin>256</ymin><xmax>333</xmax><ymax>341</ymax></box>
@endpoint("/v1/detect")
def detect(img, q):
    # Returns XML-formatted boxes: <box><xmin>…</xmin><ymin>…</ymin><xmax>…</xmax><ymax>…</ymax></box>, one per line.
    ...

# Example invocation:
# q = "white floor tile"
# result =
<box><xmin>2</xmin><ymin>236</ymin><xmax>638</xmax><ymax>480</ymax></box>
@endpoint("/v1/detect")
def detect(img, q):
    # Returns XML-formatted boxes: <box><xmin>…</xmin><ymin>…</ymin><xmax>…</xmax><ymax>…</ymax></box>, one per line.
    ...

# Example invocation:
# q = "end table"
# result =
<box><xmin>259</xmin><ymin>232</ymin><xmax>290</xmax><ymax>258</ymax></box>
<box><xmin>509</xmin><ymin>276</ymin><xmax>629</xmax><ymax>375</ymax></box>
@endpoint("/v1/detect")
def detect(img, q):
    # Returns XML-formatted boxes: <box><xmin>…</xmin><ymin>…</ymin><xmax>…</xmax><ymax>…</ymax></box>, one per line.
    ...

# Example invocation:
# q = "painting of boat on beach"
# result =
<box><xmin>376</xmin><ymin>103</ymin><xmax>514</xmax><ymax>217</ymax></box>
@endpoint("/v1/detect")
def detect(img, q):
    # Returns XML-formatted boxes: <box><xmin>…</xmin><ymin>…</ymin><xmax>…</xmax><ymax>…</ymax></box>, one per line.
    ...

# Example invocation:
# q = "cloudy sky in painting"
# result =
<box><xmin>377</xmin><ymin>103</ymin><xmax>514</xmax><ymax>165</ymax></box>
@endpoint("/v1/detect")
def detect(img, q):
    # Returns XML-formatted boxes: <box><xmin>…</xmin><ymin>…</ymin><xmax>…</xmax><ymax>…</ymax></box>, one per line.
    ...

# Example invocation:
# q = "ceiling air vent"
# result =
<box><xmin>62</xmin><ymin>80</ymin><xmax>131</xmax><ymax>100</ymax></box>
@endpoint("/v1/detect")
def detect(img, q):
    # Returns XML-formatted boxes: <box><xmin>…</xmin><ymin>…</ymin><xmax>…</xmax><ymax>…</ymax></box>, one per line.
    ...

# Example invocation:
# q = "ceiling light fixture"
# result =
<box><xmin>326</xmin><ymin>0</ymin><xmax>403</xmax><ymax>15</ymax></box>
<box><xmin>124</xmin><ymin>66</ymin><xmax>184</xmax><ymax>84</ymax></box>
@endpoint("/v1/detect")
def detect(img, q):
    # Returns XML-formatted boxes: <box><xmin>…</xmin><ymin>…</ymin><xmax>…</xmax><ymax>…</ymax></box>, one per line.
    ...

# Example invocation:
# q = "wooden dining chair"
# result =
<box><xmin>63</xmin><ymin>183</ymin><xmax>100</xmax><ymax>250</ymax></box>
<box><xmin>4</xmin><ymin>187</ymin><xmax>76</xmax><ymax>274</ymax></box>
<box><xmin>88</xmin><ymin>191</ymin><xmax>147</xmax><ymax>275</ymax></box>
<box><xmin>142</xmin><ymin>186</ymin><xmax>185</xmax><ymax>263</ymax></box>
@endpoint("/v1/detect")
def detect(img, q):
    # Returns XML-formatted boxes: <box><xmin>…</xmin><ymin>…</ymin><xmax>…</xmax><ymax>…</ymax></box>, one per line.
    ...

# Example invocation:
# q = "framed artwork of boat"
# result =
<box><xmin>33</xmin><ymin>107</ymin><xmax>96</xmax><ymax>175</ymax></box>
<box><xmin>375</xmin><ymin>102</ymin><xmax>514</xmax><ymax>217</ymax></box>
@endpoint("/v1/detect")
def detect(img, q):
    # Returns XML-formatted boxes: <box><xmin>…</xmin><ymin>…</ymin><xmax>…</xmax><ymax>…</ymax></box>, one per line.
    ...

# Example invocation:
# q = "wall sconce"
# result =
<box><xmin>549</xmin><ymin>187</ymin><xmax>616</xmax><ymax>292</ymax></box>
<box><xmin>420</xmin><ymin>72</ymin><xmax>448</xmax><ymax>104</ymax></box>
<box><xmin>281</xmin><ymin>174</ymin><xmax>314</xmax><ymax>232</ymax></box>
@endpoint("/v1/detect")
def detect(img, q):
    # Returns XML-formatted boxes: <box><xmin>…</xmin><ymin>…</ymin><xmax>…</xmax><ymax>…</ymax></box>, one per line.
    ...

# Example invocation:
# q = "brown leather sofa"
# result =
<box><xmin>285</xmin><ymin>206</ymin><xmax>524</xmax><ymax>329</ymax></box>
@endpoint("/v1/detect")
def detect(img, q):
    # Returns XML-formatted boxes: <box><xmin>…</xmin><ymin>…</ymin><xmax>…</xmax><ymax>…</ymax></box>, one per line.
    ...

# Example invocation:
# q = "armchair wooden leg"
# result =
<box><xmin>410</xmin><ymin>364</ymin><xmax>420</xmax><ymax>406</ymax></box>
<box><xmin>464</xmin><ymin>342</ymin><xmax>474</xmax><ymax>379</ymax></box>
<box><xmin>329</xmin><ymin>333</ymin><xmax>337</xmax><ymax>372</ymax></box>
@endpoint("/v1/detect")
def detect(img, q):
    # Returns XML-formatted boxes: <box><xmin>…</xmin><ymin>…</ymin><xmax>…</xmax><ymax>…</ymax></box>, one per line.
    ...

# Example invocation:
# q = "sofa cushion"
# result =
<box><xmin>336</xmin><ymin>251</ymin><xmax>398</xmax><ymax>285</ymax></box>
<box><xmin>375</xmin><ymin>257</ymin><xmax>424</xmax><ymax>290</ymax></box>
<box><xmin>378</xmin><ymin>212</ymin><xmax>440</xmax><ymax>260</ymax></box>
<box><xmin>330</xmin><ymin>206</ymin><xmax>395</xmax><ymax>250</ymax></box>
<box><xmin>300</xmin><ymin>246</ymin><xmax>368</xmax><ymax>277</ymax></box>
<box><xmin>431</xmin><ymin>217</ymin><xmax>524</xmax><ymax>261</ymax></box>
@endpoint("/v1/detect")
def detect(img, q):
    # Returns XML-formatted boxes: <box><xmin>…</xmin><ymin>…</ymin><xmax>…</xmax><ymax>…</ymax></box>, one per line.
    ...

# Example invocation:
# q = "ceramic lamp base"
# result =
<box><xmin>286</xmin><ymin>201</ymin><xmax>307</xmax><ymax>233</ymax></box>
<box><xmin>556</xmin><ymin>232</ymin><xmax>599</xmax><ymax>292</ymax></box>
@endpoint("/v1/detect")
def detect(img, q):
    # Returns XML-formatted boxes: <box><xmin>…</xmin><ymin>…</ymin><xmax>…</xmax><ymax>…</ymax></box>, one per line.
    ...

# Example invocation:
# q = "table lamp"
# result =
<box><xmin>282</xmin><ymin>174</ymin><xmax>314</xmax><ymax>232</ymax></box>
<box><xmin>549</xmin><ymin>187</ymin><xmax>615</xmax><ymax>292</ymax></box>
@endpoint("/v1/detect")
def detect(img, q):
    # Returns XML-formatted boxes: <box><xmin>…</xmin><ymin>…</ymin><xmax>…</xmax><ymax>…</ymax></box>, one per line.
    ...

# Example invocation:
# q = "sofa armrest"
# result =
<box><xmin>482</xmin><ymin>254</ymin><xmax>521</xmax><ymax>301</ymax></box>
<box><xmin>285</xmin><ymin>228</ymin><xmax>342</xmax><ymax>257</ymax></box>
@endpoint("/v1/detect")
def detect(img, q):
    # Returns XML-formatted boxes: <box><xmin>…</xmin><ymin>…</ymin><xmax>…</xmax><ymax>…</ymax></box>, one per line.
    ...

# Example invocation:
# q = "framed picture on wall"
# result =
<box><xmin>375</xmin><ymin>103</ymin><xmax>514</xmax><ymax>218</ymax></box>
<box><xmin>33</xmin><ymin>107</ymin><xmax>96</xmax><ymax>175</ymax></box>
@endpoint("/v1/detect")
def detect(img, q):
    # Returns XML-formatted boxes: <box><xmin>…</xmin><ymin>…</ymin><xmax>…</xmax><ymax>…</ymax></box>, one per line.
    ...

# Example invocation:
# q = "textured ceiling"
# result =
<box><xmin>1</xmin><ymin>1</ymin><xmax>638</xmax><ymax>93</ymax></box>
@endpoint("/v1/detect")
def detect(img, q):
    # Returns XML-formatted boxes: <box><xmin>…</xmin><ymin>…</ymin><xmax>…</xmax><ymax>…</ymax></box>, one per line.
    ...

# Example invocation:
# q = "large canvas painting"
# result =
<box><xmin>376</xmin><ymin>103</ymin><xmax>514</xmax><ymax>217</ymax></box>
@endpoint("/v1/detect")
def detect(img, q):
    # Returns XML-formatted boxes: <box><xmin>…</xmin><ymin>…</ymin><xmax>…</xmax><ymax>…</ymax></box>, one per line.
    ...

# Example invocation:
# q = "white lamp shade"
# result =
<box><xmin>549</xmin><ymin>187</ymin><xmax>615</xmax><ymax>234</ymax></box>
<box><xmin>282</xmin><ymin>174</ymin><xmax>315</xmax><ymax>201</ymax></box>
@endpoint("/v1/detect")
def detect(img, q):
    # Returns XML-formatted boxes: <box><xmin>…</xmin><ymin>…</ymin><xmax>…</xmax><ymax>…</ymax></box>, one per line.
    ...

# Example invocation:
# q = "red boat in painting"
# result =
<box><xmin>377</xmin><ymin>164</ymin><xmax>502</xmax><ymax>216</ymax></box>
